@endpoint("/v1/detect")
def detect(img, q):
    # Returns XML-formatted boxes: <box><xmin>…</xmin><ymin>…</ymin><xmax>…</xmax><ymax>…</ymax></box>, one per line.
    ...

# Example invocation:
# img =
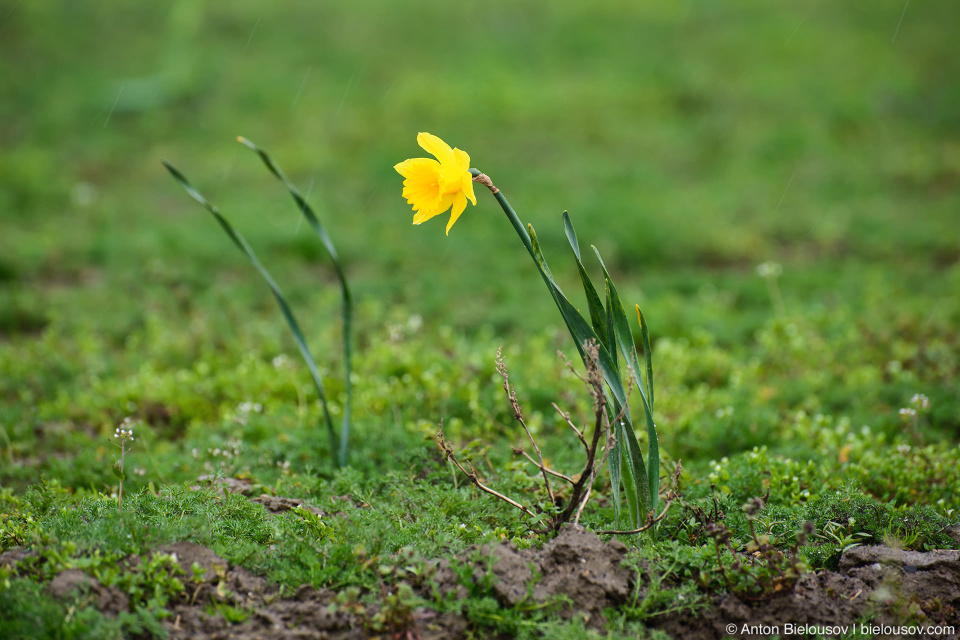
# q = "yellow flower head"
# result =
<box><xmin>394</xmin><ymin>132</ymin><xmax>477</xmax><ymax>235</ymax></box>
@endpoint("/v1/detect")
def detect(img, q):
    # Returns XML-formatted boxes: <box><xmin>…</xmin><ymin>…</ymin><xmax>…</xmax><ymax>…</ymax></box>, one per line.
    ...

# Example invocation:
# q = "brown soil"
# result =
<box><xmin>17</xmin><ymin>499</ymin><xmax>960</xmax><ymax>640</ymax></box>
<box><xmin>431</xmin><ymin>524</ymin><xmax>632</xmax><ymax>628</ymax></box>
<box><xmin>655</xmin><ymin>546</ymin><xmax>960</xmax><ymax>640</ymax></box>
<box><xmin>160</xmin><ymin>525</ymin><xmax>633</xmax><ymax>639</ymax></box>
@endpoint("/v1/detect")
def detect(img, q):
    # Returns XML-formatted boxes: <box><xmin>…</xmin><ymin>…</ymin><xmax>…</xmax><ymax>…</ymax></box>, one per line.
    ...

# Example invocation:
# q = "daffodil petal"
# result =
<box><xmin>449</xmin><ymin>148</ymin><xmax>476</xmax><ymax>205</ymax></box>
<box><xmin>462</xmin><ymin>172</ymin><xmax>477</xmax><ymax>206</ymax></box>
<box><xmin>395</xmin><ymin>157</ymin><xmax>442</xmax><ymax>213</ymax></box>
<box><xmin>414</xmin><ymin>193</ymin><xmax>453</xmax><ymax>225</ymax></box>
<box><xmin>417</xmin><ymin>132</ymin><xmax>455</xmax><ymax>166</ymax></box>
<box><xmin>446</xmin><ymin>192</ymin><xmax>468</xmax><ymax>235</ymax></box>
<box><xmin>452</xmin><ymin>148</ymin><xmax>470</xmax><ymax>173</ymax></box>
<box><xmin>394</xmin><ymin>157</ymin><xmax>439</xmax><ymax>178</ymax></box>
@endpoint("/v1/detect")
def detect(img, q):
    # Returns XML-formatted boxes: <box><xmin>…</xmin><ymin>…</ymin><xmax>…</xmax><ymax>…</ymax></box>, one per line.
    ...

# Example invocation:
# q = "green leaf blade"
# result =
<box><xmin>562</xmin><ymin>211</ymin><xmax>609</xmax><ymax>349</ymax></box>
<box><xmin>237</xmin><ymin>137</ymin><xmax>353</xmax><ymax>468</ymax></box>
<box><xmin>591</xmin><ymin>246</ymin><xmax>660</xmax><ymax>523</ymax></box>
<box><xmin>162</xmin><ymin>161</ymin><xmax>340</xmax><ymax>467</ymax></box>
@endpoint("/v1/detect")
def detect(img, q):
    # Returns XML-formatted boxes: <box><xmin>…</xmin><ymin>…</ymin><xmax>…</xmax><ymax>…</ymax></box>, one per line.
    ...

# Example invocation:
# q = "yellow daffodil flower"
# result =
<box><xmin>394</xmin><ymin>132</ymin><xmax>477</xmax><ymax>235</ymax></box>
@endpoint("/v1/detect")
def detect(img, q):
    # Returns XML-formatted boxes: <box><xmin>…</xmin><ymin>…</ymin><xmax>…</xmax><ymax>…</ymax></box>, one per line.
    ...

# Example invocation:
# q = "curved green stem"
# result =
<box><xmin>471</xmin><ymin>169</ymin><xmax>534</xmax><ymax>257</ymax></box>
<box><xmin>470</xmin><ymin>168</ymin><xmax>651</xmax><ymax>529</ymax></box>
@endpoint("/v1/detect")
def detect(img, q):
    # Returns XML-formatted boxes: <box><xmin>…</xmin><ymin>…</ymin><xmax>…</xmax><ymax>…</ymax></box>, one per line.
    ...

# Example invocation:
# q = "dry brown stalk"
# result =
<box><xmin>551</xmin><ymin>402</ymin><xmax>588</xmax><ymax>452</ymax></box>
<box><xmin>437</xmin><ymin>342</ymin><xmax>633</xmax><ymax>534</ymax></box>
<box><xmin>435</xmin><ymin>423</ymin><xmax>538</xmax><ymax>520</ymax></box>
<box><xmin>436</xmin><ymin>341</ymin><xmax>670</xmax><ymax>536</ymax></box>
<box><xmin>496</xmin><ymin>347</ymin><xmax>555</xmax><ymax>505</ymax></box>
<box><xmin>512</xmin><ymin>445</ymin><xmax>575</xmax><ymax>484</ymax></box>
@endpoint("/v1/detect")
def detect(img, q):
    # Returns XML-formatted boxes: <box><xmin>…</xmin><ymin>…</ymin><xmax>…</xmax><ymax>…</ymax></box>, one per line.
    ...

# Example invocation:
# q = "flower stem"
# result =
<box><xmin>470</xmin><ymin>170</ymin><xmax>537</xmax><ymax>275</ymax></box>
<box><xmin>118</xmin><ymin>444</ymin><xmax>125</xmax><ymax>511</ymax></box>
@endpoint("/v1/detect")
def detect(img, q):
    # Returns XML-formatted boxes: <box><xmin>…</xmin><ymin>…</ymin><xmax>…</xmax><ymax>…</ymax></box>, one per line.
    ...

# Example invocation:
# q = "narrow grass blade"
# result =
<box><xmin>608</xmin><ymin>419</ymin><xmax>623</xmax><ymax>529</ymax></box>
<box><xmin>528</xmin><ymin>224</ymin><xmax>564</xmax><ymax>299</ymax></box>
<box><xmin>619</xmin><ymin>434</ymin><xmax>640</xmax><ymax>526</ymax></box>
<box><xmin>617</xmin><ymin>406</ymin><xmax>649</xmax><ymax>528</ymax></box>
<box><xmin>608</xmin><ymin>395</ymin><xmax>642</xmax><ymax>527</ymax></box>
<box><xmin>162</xmin><ymin>161</ymin><xmax>339</xmax><ymax>467</ymax></box>
<box><xmin>637</xmin><ymin>305</ymin><xmax>654</xmax><ymax>413</ymax></box>
<box><xmin>637</xmin><ymin>305</ymin><xmax>659</xmax><ymax>528</ymax></box>
<box><xmin>477</xmin><ymin>180</ymin><xmax>648</xmax><ymax>526</ymax></box>
<box><xmin>562</xmin><ymin>211</ymin><xmax>610</xmax><ymax>352</ymax></box>
<box><xmin>605</xmin><ymin>287</ymin><xmax>619</xmax><ymax>372</ymax></box>
<box><xmin>530</xmin><ymin>221</ymin><xmax>648</xmax><ymax>526</ymax></box>
<box><xmin>527</xmin><ymin>223</ymin><xmax>626</xmax><ymax>408</ymax></box>
<box><xmin>237</xmin><ymin>136</ymin><xmax>352</xmax><ymax>468</ymax></box>
<box><xmin>591</xmin><ymin>247</ymin><xmax>659</xmax><ymax>520</ymax></box>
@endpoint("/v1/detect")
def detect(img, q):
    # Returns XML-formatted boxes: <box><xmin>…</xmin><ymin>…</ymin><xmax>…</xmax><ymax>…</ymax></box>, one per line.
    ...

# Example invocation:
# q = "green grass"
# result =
<box><xmin>1</xmin><ymin>1</ymin><xmax>959</xmax><ymax>638</ymax></box>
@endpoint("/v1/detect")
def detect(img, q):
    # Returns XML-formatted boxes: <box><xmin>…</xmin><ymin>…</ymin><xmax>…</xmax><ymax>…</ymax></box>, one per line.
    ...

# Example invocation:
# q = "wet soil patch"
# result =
<box><xmin>158</xmin><ymin>525</ymin><xmax>631</xmax><ymax>639</ymax></box>
<box><xmin>432</xmin><ymin>524</ymin><xmax>632</xmax><ymax>628</ymax></box>
<box><xmin>655</xmin><ymin>546</ymin><xmax>960</xmax><ymax>640</ymax></box>
<box><xmin>46</xmin><ymin>569</ymin><xmax>130</xmax><ymax>616</ymax></box>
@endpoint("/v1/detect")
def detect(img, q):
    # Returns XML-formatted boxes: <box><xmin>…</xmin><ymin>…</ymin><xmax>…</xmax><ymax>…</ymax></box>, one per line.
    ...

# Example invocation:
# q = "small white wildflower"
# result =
<box><xmin>757</xmin><ymin>261</ymin><xmax>782</xmax><ymax>278</ymax></box>
<box><xmin>715</xmin><ymin>406</ymin><xmax>733</xmax><ymax>419</ymax></box>
<box><xmin>897</xmin><ymin>444</ymin><xmax>911</xmax><ymax>455</ymax></box>
<box><xmin>899</xmin><ymin>407</ymin><xmax>917</xmax><ymax>419</ymax></box>
<box><xmin>386</xmin><ymin>322</ymin><xmax>404</xmax><ymax>341</ymax></box>
<box><xmin>910</xmin><ymin>394</ymin><xmax>930</xmax><ymax>410</ymax></box>
<box><xmin>70</xmin><ymin>181</ymin><xmax>98</xmax><ymax>207</ymax></box>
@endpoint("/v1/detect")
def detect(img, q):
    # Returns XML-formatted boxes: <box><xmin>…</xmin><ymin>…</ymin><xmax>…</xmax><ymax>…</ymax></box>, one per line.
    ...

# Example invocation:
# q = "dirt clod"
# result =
<box><xmin>191</xmin><ymin>475</ymin><xmax>258</xmax><ymax>496</ymax></box>
<box><xmin>439</xmin><ymin>524</ymin><xmax>632</xmax><ymax>628</ymax></box>
<box><xmin>46</xmin><ymin>568</ymin><xmax>129</xmax><ymax>616</ymax></box>
<box><xmin>656</xmin><ymin>545</ymin><xmax>960</xmax><ymax>639</ymax></box>
<box><xmin>840</xmin><ymin>546</ymin><xmax>960</xmax><ymax>609</ymax></box>
<box><xmin>533</xmin><ymin>524</ymin><xmax>631</xmax><ymax>620</ymax></box>
<box><xmin>159</xmin><ymin>541</ymin><xmax>229</xmax><ymax>581</ymax></box>
<box><xmin>252</xmin><ymin>494</ymin><xmax>324</xmax><ymax>516</ymax></box>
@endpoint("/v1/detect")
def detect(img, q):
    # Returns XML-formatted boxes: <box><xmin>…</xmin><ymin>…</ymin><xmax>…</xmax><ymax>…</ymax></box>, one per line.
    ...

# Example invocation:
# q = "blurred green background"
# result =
<box><xmin>1</xmin><ymin>0</ymin><xmax>958</xmax><ymax>480</ymax></box>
